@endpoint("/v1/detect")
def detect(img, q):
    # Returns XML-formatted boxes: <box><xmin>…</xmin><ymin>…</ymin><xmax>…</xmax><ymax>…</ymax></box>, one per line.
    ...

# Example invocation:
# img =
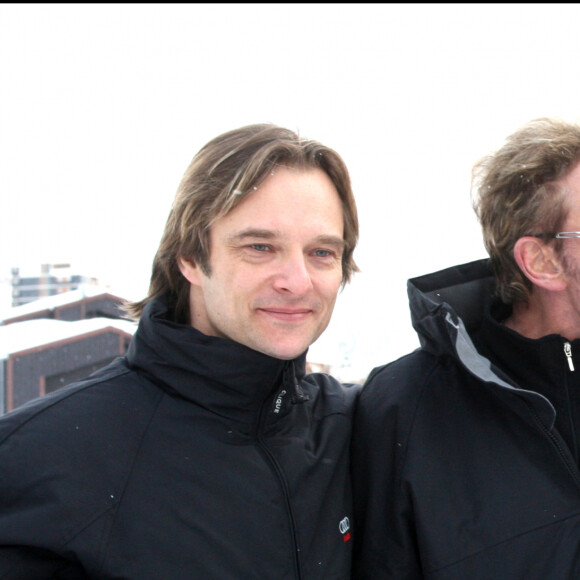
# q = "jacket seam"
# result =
<box><xmin>397</xmin><ymin>356</ymin><xmax>441</xmax><ymax>489</ymax></box>
<box><xmin>94</xmin><ymin>384</ymin><xmax>166</xmax><ymax>572</ymax></box>
<box><xmin>44</xmin><ymin>382</ymin><xmax>166</xmax><ymax>569</ymax></box>
<box><xmin>430</xmin><ymin>508</ymin><xmax>580</xmax><ymax>574</ymax></box>
<box><xmin>523</xmin><ymin>399</ymin><xmax>580</xmax><ymax>491</ymax></box>
<box><xmin>0</xmin><ymin>367</ymin><xmax>133</xmax><ymax>444</ymax></box>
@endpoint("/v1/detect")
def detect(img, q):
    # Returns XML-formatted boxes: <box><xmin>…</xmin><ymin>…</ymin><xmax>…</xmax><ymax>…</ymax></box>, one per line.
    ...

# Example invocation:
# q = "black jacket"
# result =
<box><xmin>352</xmin><ymin>259</ymin><xmax>580</xmax><ymax>579</ymax></box>
<box><xmin>0</xmin><ymin>297</ymin><xmax>358</xmax><ymax>579</ymax></box>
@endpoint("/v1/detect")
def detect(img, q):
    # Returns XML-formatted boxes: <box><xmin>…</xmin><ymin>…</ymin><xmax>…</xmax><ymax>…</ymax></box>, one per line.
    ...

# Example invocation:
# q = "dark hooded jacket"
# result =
<box><xmin>0</xmin><ymin>297</ymin><xmax>358</xmax><ymax>579</ymax></box>
<box><xmin>352</xmin><ymin>259</ymin><xmax>580</xmax><ymax>579</ymax></box>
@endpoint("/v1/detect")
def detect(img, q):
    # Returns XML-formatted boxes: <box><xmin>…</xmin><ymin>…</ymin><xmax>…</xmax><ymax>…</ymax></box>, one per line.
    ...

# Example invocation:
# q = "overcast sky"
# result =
<box><xmin>2</xmin><ymin>4</ymin><xmax>580</xmax><ymax>380</ymax></box>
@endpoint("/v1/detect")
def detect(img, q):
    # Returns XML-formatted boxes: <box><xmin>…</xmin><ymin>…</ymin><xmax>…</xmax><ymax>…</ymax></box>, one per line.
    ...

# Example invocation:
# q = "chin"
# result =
<box><xmin>268</xmin><ymin>350</ymin><xmax>306</xmax><ymax>361</ymax></box>
<box><xmin>258</xmin><ymin>343</ymin><xmax>309</xmax><ymax>361</ymax></box>
<box><xmin>251</xmin><ymin>330</ymin><xmax>313</xmax><ymax>360</ymax></box>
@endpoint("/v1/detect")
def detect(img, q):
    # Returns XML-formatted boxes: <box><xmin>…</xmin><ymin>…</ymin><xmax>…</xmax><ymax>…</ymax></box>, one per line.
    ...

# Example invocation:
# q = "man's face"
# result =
<box><xmin>180</xmin><ymin>166</ymin><xmax>345</xmax><ymax>360</ymax></box>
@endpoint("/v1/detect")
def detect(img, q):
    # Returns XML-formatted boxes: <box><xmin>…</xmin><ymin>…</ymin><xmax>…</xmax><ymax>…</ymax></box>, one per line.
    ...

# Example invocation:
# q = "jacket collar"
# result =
<box><xmin>125</xmin><ymin>296</ymin><xmax>308</xmax><ymax>425</ymax></box>
<box><xmin>408</xmin><ymin>259</ymin><xmax>556</xmax><ymax>428</ymax></box>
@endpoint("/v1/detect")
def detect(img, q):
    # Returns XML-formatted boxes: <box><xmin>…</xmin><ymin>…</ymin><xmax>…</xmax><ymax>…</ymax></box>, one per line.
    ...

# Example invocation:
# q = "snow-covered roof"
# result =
<box><xmin>0</xmin><ymin>285</ymin><xmax>128</xmax><ymax>323</ymax></box>
<box><xmin>0</xmin><ymin>317</ymin><xmax>137</xmax><ymax>359</ymax></box>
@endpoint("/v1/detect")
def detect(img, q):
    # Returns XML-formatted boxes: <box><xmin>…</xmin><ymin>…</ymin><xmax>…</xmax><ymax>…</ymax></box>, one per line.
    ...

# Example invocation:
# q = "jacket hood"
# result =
<box><xmin>408</xmin><ymin>258</ymin><xmax>556</xmax><ymax>428</ymax></box>
<box><xmin>125</xmin><ymin>296</ymin><xmax>308</xmax><ymax>425</ymax></box>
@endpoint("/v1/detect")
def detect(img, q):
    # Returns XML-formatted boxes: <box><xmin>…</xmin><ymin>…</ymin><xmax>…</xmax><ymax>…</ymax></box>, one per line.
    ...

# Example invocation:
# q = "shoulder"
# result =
<box><xmin>361</xmin><ymin>349</ymin><xmax>445</xmax><ymax>404</ymax></box>
<box><xmin>0</xmin><ymin>358</ymin><xmax>162</xmax><ymax>456</ymax></box>
<box><xmin>0</xmin><ymin>357</ymin><xmax>165</xmax><ymax>497</ymax></box>
<box><xmin>354</xmin><ymin>349</ymin><xmax>448</xmax><ymax>434</ymax></box>
<box><xmin>0</xmin><ymin>359</ymin><xmax>165</xmax><ymax>557</ymax></box>
<box><xmin>302</xmin><ymin>372</ymin><xmax>361</xmax><ymax>417</ymax></box>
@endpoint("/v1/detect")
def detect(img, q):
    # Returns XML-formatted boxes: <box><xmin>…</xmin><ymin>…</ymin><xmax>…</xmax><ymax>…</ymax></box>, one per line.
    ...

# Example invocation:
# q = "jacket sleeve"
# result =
<box><xmin>0</xmin><ymin>397</ymin><xmax>118</xmax><ymax>580</ymax></box>
<box><xmin>0</xmin><ymin>425</ymin><xmax>84</xmax><ymax>579</ymax></box>
<box><xmin>351</xmin><ymin>355</ymin><xmax>432</xmax><ymax>579</ymax></box>
<box><xmin>0</xmin><ymin>548</ymin><xmax>82</xmax><ymax>580</ymax></box>
<box><xmin>0</xmin><ymin>366</ymin><xmax>157</xmax><ymax>580</ymax></box>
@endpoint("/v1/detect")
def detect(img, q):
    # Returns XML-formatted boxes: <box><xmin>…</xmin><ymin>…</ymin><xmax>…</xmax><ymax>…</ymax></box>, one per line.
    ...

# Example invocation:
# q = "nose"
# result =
<box><xmin>273</xmin><ymin>252</ymin><xmax>314</xmax><ymax>296</ymax></box>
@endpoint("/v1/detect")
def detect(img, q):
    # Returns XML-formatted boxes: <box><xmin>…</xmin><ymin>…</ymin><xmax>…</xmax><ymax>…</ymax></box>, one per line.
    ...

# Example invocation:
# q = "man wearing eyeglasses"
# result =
<box><xmin>352</xmin><ymin>118</ymin><xmax>580</xmax><ymax>579</ymax></box>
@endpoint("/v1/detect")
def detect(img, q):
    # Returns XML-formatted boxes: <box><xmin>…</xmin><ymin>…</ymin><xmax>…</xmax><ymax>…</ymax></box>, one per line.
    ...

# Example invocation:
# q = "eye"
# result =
<box><xmin>313</xmin><ymin>249</ymin><xmax>335</xmax><ymax>258</ymax></box>
<box><xmin>250</xmin><ymin>243</ymin><xmax>271</xmax><ymax>252</ymax></box>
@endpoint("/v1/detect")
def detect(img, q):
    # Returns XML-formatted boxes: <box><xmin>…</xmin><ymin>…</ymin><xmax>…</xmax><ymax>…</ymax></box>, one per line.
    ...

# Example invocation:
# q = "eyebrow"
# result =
<box><xmin>227</xmin><ymin>229</ymin><xmax>346</xmax><ymax>249</ymax></box>
<box><xmin>228</xmin><ymin>229</ymin><xmax>277</xmax><ymax>242</ymax></box>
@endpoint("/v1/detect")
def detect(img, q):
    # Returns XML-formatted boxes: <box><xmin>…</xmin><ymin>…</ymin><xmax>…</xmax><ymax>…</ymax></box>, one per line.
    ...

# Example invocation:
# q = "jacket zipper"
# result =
<box><xmin>519</xmin><ymin>342</ymin><xmax>580</xmax><ymax>490</ymax></box>
<box><xmin>255</xmin><ymin>365</ymin><xmax>303</xmax><ymax>580</ymax></box>
<box><xmin>564</xmin><ymin>341</ymin><xmax>575</xmax><ymax>371</ymax></box>
<box><xmin>563</xmin><ymin>341</ymin><xmax>580</xmax><ymax>462</ymax></box>
<box><xmin>525</xmin><ymin>342</ymin><xmax>580</xmax><ymax>489</ymax></box>
<box><xmin>526</xmin><ymin>400</ymin><xmax>580</xmax><ymax>491</ymax></box>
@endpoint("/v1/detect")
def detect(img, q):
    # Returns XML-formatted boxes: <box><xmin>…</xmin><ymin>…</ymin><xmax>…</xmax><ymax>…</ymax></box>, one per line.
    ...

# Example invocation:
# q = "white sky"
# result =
<box><xmin>2</xmin><ymin>3</ymin><xmax>580</xmax><ymax>381</ymax></box>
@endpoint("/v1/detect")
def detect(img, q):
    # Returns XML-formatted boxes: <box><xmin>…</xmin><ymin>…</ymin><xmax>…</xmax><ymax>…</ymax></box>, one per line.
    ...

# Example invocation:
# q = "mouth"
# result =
<box><xmin>257</xmin><ymin>307</ymin><xmax>313</xmax><ymax>322</ymax></box>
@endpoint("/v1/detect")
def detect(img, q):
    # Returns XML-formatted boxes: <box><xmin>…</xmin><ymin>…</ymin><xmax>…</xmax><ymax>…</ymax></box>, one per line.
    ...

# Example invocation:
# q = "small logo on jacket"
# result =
<box><xmin>339</xmin><ymin>516</ymin><xmax>351</xmax><ymax>542</ymax></box>
<box><xmin>273</xmin><ymin>390</ymin><xmax>287</xmax><ymax>414</ymax></box>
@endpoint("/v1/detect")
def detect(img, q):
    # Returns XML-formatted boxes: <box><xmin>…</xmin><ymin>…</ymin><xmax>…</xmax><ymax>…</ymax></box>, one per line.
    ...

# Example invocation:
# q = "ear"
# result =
<box><xmin>178</xmin><ymin>257</ymin><xmax>204</xmax><ymax>286</ymax></box>
<box><xmin>513</xmin><ymin>236</ymin><xmax>567</xmax><ymax>292</ymax></box>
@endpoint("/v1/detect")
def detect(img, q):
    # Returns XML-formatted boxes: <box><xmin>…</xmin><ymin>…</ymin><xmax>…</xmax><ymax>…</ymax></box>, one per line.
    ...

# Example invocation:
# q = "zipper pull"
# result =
<box><xmin>564</xmin><ymin>341</ymin><xmax>575</xmax><ymax>371</ymax></box>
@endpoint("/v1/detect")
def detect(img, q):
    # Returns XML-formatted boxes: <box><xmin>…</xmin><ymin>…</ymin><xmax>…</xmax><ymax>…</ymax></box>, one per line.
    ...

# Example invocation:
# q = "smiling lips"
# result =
<box><xmin>258</xmin><ymin>307</ymin><xmax>314</xmax><ymax>322</ymax></box>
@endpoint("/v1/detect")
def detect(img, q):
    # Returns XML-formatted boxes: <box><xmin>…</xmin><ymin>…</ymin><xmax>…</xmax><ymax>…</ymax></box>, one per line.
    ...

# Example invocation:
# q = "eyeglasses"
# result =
<box><xmin>533</xmin><ymin>231</ymin><xmax>580</xmax><ymax>239</ymax></box>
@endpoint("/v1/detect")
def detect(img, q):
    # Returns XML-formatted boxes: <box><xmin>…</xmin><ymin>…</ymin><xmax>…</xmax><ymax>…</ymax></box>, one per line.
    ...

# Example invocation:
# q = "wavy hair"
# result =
<box><xmin>472</xmin><ymin>118</ymin><xmax>580</xmax><ymax>304</ymax></box>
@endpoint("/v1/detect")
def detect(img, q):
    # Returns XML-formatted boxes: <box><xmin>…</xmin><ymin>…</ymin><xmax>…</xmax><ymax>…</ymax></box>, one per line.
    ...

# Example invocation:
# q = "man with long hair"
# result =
<box><xmin>0</xmin><ymin>124</ymin><xmax>360</xmax><ymax>579</ymax></box>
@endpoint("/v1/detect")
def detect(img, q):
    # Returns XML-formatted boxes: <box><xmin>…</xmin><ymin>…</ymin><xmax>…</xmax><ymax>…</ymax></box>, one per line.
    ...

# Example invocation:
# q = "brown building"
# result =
<box><xmin>0</xmin><ymin>289</ymin><xmax>136</xmax><ymax>413</ymax></box>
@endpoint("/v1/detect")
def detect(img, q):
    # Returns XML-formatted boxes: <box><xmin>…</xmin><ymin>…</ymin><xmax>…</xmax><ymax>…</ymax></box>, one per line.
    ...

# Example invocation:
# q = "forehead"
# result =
<box><xmin>214</xmin><ymin>166</ymin><xmax>344</xmax><ymax>237</ymax></box>
<box><xmin>562</xmin><ymin>162</ymin><xmax>580</xmax><ymax>216</ymax></box>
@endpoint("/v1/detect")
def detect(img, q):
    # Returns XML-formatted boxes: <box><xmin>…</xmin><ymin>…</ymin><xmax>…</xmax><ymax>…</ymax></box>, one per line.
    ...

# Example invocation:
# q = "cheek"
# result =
<box><xmin>317</xmin><ymin>275</ymin><xmax>342</xmax><ymax>304</ymax></box>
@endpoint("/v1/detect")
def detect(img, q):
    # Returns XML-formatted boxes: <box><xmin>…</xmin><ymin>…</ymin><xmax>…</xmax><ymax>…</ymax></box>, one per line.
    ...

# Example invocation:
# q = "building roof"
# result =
<box><xmin>0</xmin><ymin>285</ymin><xmax>130</xmax><ymax>324</ymax></box>
<box><xmin>0</xmin><ymin>317</ymin><xmax>137</xmax><ymax>359</ymax></box>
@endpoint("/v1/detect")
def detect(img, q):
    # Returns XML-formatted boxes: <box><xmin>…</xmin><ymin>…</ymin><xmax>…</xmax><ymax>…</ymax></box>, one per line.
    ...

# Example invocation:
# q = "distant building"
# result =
<box><xmin>306</xmin><ymin>361</ymin><xmax>331</xmax><ymax>374</ymax></box>
<box><xmin>11</xmin><ymin>263</ymin><xmax>97</xmax><ymax>307</ymax></box>
<box><xmin>2</xmin><ymin>286</ymin><xmax>126</xmax><ymax>325</ymax></box>
<box><xmin>0</xmin><ymin>288</ymin><xmax>135</xmax><ymax>414</ymax></box>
